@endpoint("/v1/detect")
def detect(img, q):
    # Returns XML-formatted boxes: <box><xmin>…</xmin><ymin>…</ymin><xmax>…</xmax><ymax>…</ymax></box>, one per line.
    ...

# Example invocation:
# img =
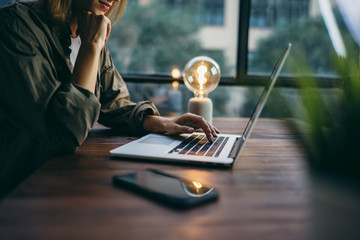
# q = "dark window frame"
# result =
<box><xmin>121</xmin><ymin>0</ymin><xmax>343</xmax><ymax>88</ymax></box>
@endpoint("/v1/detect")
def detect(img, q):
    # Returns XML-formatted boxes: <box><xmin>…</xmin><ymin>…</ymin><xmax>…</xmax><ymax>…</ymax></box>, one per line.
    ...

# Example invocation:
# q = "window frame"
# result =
<box><xmin>121</xmin><ymin>0</ymin><xmax>344</xmax><ymax>88</ymax></box>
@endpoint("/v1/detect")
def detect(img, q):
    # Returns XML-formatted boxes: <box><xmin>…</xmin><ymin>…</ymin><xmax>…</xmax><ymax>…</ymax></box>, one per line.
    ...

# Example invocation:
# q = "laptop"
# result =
<box><xmin>110</xmin><ymin>43</ymin><xmax>292</xmax><ymax>167</ymax></box>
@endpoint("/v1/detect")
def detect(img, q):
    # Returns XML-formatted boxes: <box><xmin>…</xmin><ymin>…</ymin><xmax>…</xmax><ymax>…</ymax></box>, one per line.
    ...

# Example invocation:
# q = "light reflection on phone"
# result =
<box><xmin>181</xmin><ymin>181</ymin><xmax>214</xmax><ymax>197</ymax></box>
<box><xmin>135</xmin><ymin>169</ymin><xmax>214</xmax><ymax>198</ymax></box>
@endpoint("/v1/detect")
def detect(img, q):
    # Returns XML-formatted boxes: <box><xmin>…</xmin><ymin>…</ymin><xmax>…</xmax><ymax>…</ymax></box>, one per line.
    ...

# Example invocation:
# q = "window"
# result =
<box><xmin>110</xmin><ymin>0</ymin><xmax>357</xmax><ymax>82</ymax></box>
<box><xmin>109</xmin><ymin>0</ymin><xmax>236</xmax><ymax>77</ymax></box>
<box><xmin>247</xmin><ymin>0</ymin><xmax>358</xmax><ymax>78</ymax></box>
<box><xmin>250</xmin><ymin>0</ymin><xmax>310</xmax><ymax>28</ymax></box>
<box><xmin>2</xmin><ymin>0</ymin><xmax>358</xmax><ymax>118</ymax></box>
<box><xmin>166</xmin><ymin>0</ymin><xmax>225</xmax><ymax>26</ymax></box>
<box><xmin>197</xmin><ymin>0</ymin><xmax>225</xmax><ymax>26</ymax></box>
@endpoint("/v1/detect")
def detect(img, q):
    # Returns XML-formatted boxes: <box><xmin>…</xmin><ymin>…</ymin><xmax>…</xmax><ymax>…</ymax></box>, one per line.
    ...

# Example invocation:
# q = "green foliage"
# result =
<box><xmin>292</xmin><ymin>51</ymin><xmax>360</xmax><ymax>180</ymax></box>
<box><xmin>244</xmin><ymin>16</ymin><xmax>336</xmax><ymax>119</ymax></box>
<box><xmin>250</xmin><ymin>16</ymin><xmax>337</xmax><ymax>74</ymax></box>
<box><xmin>247</xmin><ymin>8</ymin><xmax>360</xmax><ymax>180</ymax></box>
<box><xmin>108</xmin><ymin>0</ymin><xmax>229</xmax><ymax>74</ymax></box>
<box><xmin>245</xmin><ymin>9</ymin><xmax>360</xmax><ymax>120</ymax></box>
<box><xmin>250</xmin><ymin>8</ymin><xmax>359</xmax><ymax>75</ymax></box>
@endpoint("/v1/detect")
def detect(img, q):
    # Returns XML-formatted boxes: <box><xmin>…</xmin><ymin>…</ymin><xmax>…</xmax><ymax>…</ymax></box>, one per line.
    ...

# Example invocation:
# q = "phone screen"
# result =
<box><xmin>113</xmin><ymin>169</ymin><xmax>218</xmax><ymax>209</ymax></box>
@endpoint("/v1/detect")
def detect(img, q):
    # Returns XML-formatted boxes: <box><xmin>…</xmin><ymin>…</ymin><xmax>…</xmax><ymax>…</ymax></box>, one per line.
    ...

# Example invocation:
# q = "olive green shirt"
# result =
<box><xmin>0</xmin><ymin>2</ymin><xmax>159</xmax><ymax>196</ymax></box>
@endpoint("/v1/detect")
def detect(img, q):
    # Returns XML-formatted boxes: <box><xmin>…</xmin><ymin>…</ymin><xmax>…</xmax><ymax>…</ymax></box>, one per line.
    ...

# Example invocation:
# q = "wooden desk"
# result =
<box><xmin>0</xmin><ymin>118</ymin><xmax>310</xmax><ymax>240</ymax></box>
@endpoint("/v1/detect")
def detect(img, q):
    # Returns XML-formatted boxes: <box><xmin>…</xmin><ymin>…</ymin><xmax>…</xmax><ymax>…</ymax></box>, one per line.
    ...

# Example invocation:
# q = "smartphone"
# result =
<box><xmin>112</xmin><ymin>169</ymin><xmax>219</xmax><ymax>209</ymax></box>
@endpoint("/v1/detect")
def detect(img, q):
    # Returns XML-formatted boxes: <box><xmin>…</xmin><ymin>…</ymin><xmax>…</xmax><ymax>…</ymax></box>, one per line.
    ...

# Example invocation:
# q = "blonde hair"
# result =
<box><xmin>38</xmin><ymin>0</ymin><xmax>127</xmax><ymax>24</ymax></box>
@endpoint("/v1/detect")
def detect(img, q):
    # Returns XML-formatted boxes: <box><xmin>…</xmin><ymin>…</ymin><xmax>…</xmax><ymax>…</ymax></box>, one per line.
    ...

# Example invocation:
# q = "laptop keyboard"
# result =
<box><xmin>169</xmin><ymin>134</ymin><xmax>229</xmax><ymax>157</ymax></box>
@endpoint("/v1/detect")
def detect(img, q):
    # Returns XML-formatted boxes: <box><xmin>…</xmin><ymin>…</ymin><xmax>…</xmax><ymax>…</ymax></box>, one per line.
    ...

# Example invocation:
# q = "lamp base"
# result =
<box><xmin>188</xmin><ymin>97</ymin><xmax>213</xmax><ymax>124</ymax></box>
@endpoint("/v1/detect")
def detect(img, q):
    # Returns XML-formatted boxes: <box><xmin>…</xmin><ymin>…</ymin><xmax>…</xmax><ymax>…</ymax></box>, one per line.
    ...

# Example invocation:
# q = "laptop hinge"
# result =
<box><xmin>228</xmin><ymin>136</ymin><xmax>245</xmax><ymax>159</ymax></box>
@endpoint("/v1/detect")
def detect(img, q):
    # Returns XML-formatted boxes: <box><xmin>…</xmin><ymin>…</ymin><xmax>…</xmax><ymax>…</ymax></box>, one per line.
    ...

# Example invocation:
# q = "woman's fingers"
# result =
<box><xmin>77</xmin><ymin>11</ymin><xmax>110</xmax><ymax>48</ymax></box>
<box><xmin>144</xmin><ymin>114</ymin><xmax>220</xmax><ymax>143</ymax></box>
<box><xmin>172</xmin><ymin>124</ymin><xmax>194</xmax><ymax>134</ymax></box>
<box><xmin>173</xmin><ymin>113</ymin><xmax>220</xmax><ymax>142</ymax></box>
<box><xmin>202</xmin><ymin>119</ymin><xmax>216</xmax><ymax>142</ymax></box>
<box><xmin>105</xmin><ymin>19</ymin><xmax>111</xmax><ymax>42</ymax></box>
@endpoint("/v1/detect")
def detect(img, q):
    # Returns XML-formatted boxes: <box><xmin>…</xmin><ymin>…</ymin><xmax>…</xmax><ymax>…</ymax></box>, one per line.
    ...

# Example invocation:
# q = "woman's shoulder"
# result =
<box><xmin>0</xmin><ymin>2</ymin><xmax>47</xmax><ymax>28</ymax></box>
<box><xmin>0</xmin><ymin>2</ymin><xmax>58</xmax><ymax>46</ymax></box>
<box><xmin>0</xmin><ymin>2</ymin><xmax>33</xmax><ymax>18</ymax></box>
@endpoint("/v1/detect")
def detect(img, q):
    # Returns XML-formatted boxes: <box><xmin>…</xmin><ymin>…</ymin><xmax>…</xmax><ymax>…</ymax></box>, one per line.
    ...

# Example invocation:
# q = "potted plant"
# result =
<box><xmin>289</xmin><ymin>48</ymin><xmax>360</xmax><ymax>240</ymax></box>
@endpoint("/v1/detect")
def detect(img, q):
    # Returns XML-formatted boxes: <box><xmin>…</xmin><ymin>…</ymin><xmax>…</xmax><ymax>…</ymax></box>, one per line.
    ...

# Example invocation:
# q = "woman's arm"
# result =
<box><xmin>71</xmin><ymin>12</ymin><xmax>111</xmax><ymax>93</ymax></box>
<box><xmin>97</xmin><ymin>45</ymin><xmax>160</xmax><ymax>134</ymax></box>
<box><xmin>96</xmin><ymin>47</ymin><xmax>218</xmax><ymax>139</ymax></box>
<box><xmin>0</xmin><ymin>6</ymin><xmax>101</xmax><ymax>152</ymax></box>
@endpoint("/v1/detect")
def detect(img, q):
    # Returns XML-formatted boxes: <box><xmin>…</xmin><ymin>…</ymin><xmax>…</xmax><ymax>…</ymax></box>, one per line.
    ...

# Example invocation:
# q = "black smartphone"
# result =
<box><xmin>112</xmin><ymin>169</ymin><xmax>219</xmax><ymax>209</ymax></box>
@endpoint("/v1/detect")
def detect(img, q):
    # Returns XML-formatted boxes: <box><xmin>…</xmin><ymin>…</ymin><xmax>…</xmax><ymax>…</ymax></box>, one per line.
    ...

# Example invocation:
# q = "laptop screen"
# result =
<box><xmin>242</xmin><ymin>43</ymin><xmax>292</xmax><ymax>140</ymax></box>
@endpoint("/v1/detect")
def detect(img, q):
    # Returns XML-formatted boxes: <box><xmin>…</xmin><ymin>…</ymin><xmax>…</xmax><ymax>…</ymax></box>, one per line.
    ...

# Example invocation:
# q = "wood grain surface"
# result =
<box><xmin>0</xmin><ymin>118</ymin><xmax>310</xmax><ymax>240</ymax></box>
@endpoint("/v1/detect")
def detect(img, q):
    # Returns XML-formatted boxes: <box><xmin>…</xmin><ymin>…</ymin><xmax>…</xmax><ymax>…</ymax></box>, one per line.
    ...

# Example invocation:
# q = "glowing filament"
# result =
<box><xmin>196</xmin><ymin>65</ymin><xmax>208</xmax><ymax>90</ymax></box>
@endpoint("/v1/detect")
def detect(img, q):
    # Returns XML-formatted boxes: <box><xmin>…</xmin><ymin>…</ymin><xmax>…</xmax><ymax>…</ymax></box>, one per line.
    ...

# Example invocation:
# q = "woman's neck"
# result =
<box><xmin>69</xmin><ymin>17</ymin><xmax>78</xmax><ymax>38</ymax></box>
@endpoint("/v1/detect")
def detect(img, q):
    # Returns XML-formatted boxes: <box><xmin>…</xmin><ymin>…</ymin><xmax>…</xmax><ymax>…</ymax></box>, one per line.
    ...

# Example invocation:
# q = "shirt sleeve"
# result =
<box><xmin>97</xmin><ymin>45</ymin><xmax>160</xmax><ymax>134</ymax></box>
<box><xmin>0</xmin><ymin>12</ymin><xmax>100</xmax><ymax>152</ymax></box>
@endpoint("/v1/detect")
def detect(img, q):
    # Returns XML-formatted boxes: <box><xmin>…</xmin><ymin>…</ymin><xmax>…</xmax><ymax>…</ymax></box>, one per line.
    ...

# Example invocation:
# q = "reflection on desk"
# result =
<box><xmin>0</xmin><ymin>118</ymin><xmax>310</xmax><ymax>240</ymax></box>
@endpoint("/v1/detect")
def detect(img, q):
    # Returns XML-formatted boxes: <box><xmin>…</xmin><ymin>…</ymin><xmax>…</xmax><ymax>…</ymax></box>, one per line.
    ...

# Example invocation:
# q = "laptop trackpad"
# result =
<box><xmin>139</xmin><ymin>136</ymin><xmax>176</xmax><ymax>145</ymax></box>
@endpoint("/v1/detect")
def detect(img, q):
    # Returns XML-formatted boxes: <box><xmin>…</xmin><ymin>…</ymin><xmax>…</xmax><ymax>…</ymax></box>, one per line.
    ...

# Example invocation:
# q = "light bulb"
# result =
<box><xmin>183</xmin><ymin>56</ymin><xmax>221</xmax><ymax>123</ymax></box>
<box><xmin>183</xmin><ymin>56</ymin><xmax>220</xmax><ymax>98</ymax></box>
<box><xmin>171</xmin><ymin>67</ymin><xmax>181</xmax><ymax>79</ymax></box>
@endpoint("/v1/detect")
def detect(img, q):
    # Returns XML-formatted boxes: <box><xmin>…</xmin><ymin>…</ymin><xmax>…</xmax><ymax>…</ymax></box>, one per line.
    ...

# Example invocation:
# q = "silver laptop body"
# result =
<box><xmin>110</xmin><ymin>44</ymin><xmax>292</xmax><ymax>167</ymax></box>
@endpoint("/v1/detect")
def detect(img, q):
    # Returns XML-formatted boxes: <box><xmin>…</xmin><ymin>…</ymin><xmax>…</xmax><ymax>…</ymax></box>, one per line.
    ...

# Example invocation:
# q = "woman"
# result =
<box><xmin>0</xmin><ymin>0</ymin><xmax>219</xmax><ymax>196</ymax></box>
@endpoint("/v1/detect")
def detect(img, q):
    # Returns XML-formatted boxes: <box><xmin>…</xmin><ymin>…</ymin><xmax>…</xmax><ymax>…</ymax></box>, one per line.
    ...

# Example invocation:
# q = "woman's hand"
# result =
<box><xmin>70</xmin><ymin>12</ymin><xmax>111</xmax><ymax>93</ymax></box>
<box><xmin>143</xmin><ymin>113</ymin><xmax>220</xmax><ymax>142</ymax></box>
<box><xmin>77</xmin><ymin>11</ymin><xmax>111</xmax><ymax>50</ymax></box>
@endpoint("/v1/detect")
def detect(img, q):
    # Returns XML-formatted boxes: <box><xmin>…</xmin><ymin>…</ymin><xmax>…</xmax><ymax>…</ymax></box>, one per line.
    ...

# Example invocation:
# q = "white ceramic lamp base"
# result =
<box><xmin>187</xmin><ymin>97</ymin><xmax>213</xmax><ymax>124</ymax></box>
